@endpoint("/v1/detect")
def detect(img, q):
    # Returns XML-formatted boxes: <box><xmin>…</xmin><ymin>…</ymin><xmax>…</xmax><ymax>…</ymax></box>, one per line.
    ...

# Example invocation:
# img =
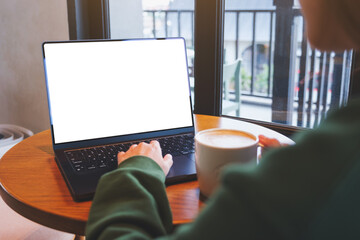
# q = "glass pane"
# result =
<box><xmin>222</xmin><ymin>0</ymin><xmax>353</xmax><ymax>129</ymax></box>
<box><xmin>108</xmin><ymin>0</ymin><xmax>195</xmax><ymax>105</ymax></box>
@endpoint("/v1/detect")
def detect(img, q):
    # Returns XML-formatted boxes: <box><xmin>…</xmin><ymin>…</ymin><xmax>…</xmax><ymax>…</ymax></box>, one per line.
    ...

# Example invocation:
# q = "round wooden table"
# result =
<box><xmin>0</xmin><ymin>114</ymin><xmax>293</xmax><ymax>235</ymax></box>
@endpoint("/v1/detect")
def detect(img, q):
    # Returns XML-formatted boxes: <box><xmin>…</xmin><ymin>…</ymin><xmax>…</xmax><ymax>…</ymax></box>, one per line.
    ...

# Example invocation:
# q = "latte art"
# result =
<box><xmin>196</xmin><ymin>129</ymin><xmax>256</xmax><ymax>148</ymax></box>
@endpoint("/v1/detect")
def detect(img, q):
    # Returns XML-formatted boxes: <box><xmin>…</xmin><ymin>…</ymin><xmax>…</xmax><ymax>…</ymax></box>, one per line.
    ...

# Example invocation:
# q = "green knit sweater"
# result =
<box><xmin>86</xmin><ymin>99</ymin><xmax>360</xmax><ymax>240</ymax></box>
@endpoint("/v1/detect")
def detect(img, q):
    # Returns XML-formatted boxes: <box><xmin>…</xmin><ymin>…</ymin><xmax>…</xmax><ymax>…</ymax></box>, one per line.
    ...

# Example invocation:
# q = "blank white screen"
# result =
<box><xmin>44</xmin><ymin>39</ymin><xmax>193</xmax><ymax>144</ymax></box>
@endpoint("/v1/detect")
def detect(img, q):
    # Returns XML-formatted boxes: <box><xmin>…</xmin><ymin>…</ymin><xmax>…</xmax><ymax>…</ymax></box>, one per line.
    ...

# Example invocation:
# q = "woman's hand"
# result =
<box><xmin>117</xmin><ymin>141</ymin><xmax>173</xmax><ymax>175</ymax></box>
<box><xmin>258</xmin><ymin>135</ymin><xmax>283</xmax><ymax>148</ymax></box>
<box><xmin>258</xmin><ymin>135</ymin><xmax>288</xmax><ymax>158</ymax></box>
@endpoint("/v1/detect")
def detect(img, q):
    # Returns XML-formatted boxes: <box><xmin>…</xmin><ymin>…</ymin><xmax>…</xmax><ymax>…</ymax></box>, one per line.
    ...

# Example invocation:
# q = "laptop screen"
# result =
<box><xmin>43</xmin><ymin>38</ymin><xmax>193</xmax><ymax>144</ymax></box>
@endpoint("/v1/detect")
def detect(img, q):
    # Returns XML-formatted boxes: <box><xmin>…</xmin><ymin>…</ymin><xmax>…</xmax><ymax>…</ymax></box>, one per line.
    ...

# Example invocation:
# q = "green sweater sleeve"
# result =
<box><xmin>86</xmin><ymin>156</ymin><xmax>173</xmax><ymax>240</ymax></box>
<box><xmin>87</xmin><ymin>99</ymin><xmax>360</xmax><ymax>240</ymax></box>
<box><xmin>169</xmin><ymin>99</ymin><xmax>360</xmax><ymax>239</ymax></box>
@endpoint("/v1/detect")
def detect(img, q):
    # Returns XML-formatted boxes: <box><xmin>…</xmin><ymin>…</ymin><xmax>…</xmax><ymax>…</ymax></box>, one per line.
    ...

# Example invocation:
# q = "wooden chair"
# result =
<box><xmin>222</xmin><ymin>59</ymin><xmax>242</xmax><ymax>116</ymax></box>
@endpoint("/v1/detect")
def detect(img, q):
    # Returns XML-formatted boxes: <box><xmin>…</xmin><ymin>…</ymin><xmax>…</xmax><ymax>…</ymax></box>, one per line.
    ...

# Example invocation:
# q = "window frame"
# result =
<box><xmin>67</xmin><ymin>0</ymin><xmax>108</xmax><ymax>40</ymax></box>
<box><xmin>350</xmin><ymin>51</ymin><xmax>360</xmax><ymax>98</ymax></box>
<box><xmin>66</xmin><ymin>0</ymin><xmax>360</xmax><ymax>138</ymax></box>
<box><xmin>193</xmin><ymin>0</ymin><xmax>224</xmax><ymax>116</ymax></box>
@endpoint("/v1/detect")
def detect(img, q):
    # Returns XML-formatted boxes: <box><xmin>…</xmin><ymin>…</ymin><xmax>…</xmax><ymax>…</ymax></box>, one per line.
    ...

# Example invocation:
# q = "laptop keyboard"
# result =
<box><xmin>65</xmin><ymin>134</ymin><xmax>195</xmax><ymax>173</ymax></box>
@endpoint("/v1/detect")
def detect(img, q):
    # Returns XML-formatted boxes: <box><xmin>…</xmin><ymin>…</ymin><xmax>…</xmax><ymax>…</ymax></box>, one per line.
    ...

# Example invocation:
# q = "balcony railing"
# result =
<box><xmin>143</xmin><ymin>8</ymin><xmax>352</xmax><ymax>128</ymax></box>
<box><xmin>143</xmin><ymin>10</ymin><xmax>194</xmax><ymax>46</ymax></box>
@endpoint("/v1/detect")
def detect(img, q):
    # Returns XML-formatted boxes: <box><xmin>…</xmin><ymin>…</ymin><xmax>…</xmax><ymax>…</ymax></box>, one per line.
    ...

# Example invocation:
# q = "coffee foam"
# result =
<box><xmin>196</xmin><ymin>129</ymin><xmax>256</xmax><ymax>148</ymax></box>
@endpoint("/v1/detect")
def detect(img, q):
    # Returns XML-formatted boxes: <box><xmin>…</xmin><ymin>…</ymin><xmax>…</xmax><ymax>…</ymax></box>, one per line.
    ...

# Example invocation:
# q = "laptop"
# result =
<box><xmin>42</xmin><ymin>38</ymin><xmax>197</xmax><ymax>202</ymax></box>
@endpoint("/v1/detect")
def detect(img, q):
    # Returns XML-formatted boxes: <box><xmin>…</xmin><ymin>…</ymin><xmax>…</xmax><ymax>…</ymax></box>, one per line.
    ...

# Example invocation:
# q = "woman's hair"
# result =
<box><xmin>329</xmin><ymin>0</ymin><xmax>360</xmax><ymax>48</ymax></box>
<box><xmin>301</xmin><ymin>0</ymin><xmax>360</xmax><ymax>51</ymax></box>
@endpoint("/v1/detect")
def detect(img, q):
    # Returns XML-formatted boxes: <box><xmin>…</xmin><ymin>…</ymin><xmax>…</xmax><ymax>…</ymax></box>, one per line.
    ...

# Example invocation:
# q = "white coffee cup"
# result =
<box><xmin>195</xmin><ymin>128</ymin><xmax>259</xmax><ymax>198</ymax></box>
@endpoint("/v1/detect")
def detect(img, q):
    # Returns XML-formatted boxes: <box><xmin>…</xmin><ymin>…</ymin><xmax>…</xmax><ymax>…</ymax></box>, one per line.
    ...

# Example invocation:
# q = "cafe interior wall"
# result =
<box><xmin>0</xmin><ymin>0</ymin><xmax>69</xmax><ymax>134</ymax></box>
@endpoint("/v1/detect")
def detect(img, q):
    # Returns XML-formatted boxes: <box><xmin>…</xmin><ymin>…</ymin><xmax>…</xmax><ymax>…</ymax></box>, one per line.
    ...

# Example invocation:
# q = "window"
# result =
<box><xmin>67</xmin><ymin>0</ymin><xmax>360</xmax><ymax>136</ymax></box>
<box><xmin>193</xmin><ymin>0</ymin><xmax>359</xmax><ymax>136</ymax></box>
<box><xmin>221</xmin><ymin>0</ymin><xmax>353</xmax><ymax>129</ymax></box>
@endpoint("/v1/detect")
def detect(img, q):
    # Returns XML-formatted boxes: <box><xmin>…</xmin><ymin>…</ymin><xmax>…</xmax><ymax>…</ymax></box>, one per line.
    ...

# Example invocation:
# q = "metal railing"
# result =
<box><xmin>143</xmin><ymin>9</ymin><xmax>352</xmax><ymax>128</ymax></box>
<box><xmin>143</xmin><ymin>10</ymin><xmax>194</xmax><ymax>46</ymax></box>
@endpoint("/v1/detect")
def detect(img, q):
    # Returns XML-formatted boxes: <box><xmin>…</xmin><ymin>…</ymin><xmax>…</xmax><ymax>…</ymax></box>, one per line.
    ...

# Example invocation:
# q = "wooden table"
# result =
<box><xmin>0</xmin><ymin>114</ymin><xmax>293</xmax><ymax>236</ymax></box>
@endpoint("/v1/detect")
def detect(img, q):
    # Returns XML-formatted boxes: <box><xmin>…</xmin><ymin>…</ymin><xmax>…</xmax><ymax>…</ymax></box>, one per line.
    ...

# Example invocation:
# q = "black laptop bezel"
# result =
<box><xmin>42</xmin><ymin>37</ymin><xmax>195</xmax><ymax>152</ymax></box>
<box><xmin>51</xmin><ymin>125</ymin><xmax>195</xmax><ymax>151</ymax></box>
